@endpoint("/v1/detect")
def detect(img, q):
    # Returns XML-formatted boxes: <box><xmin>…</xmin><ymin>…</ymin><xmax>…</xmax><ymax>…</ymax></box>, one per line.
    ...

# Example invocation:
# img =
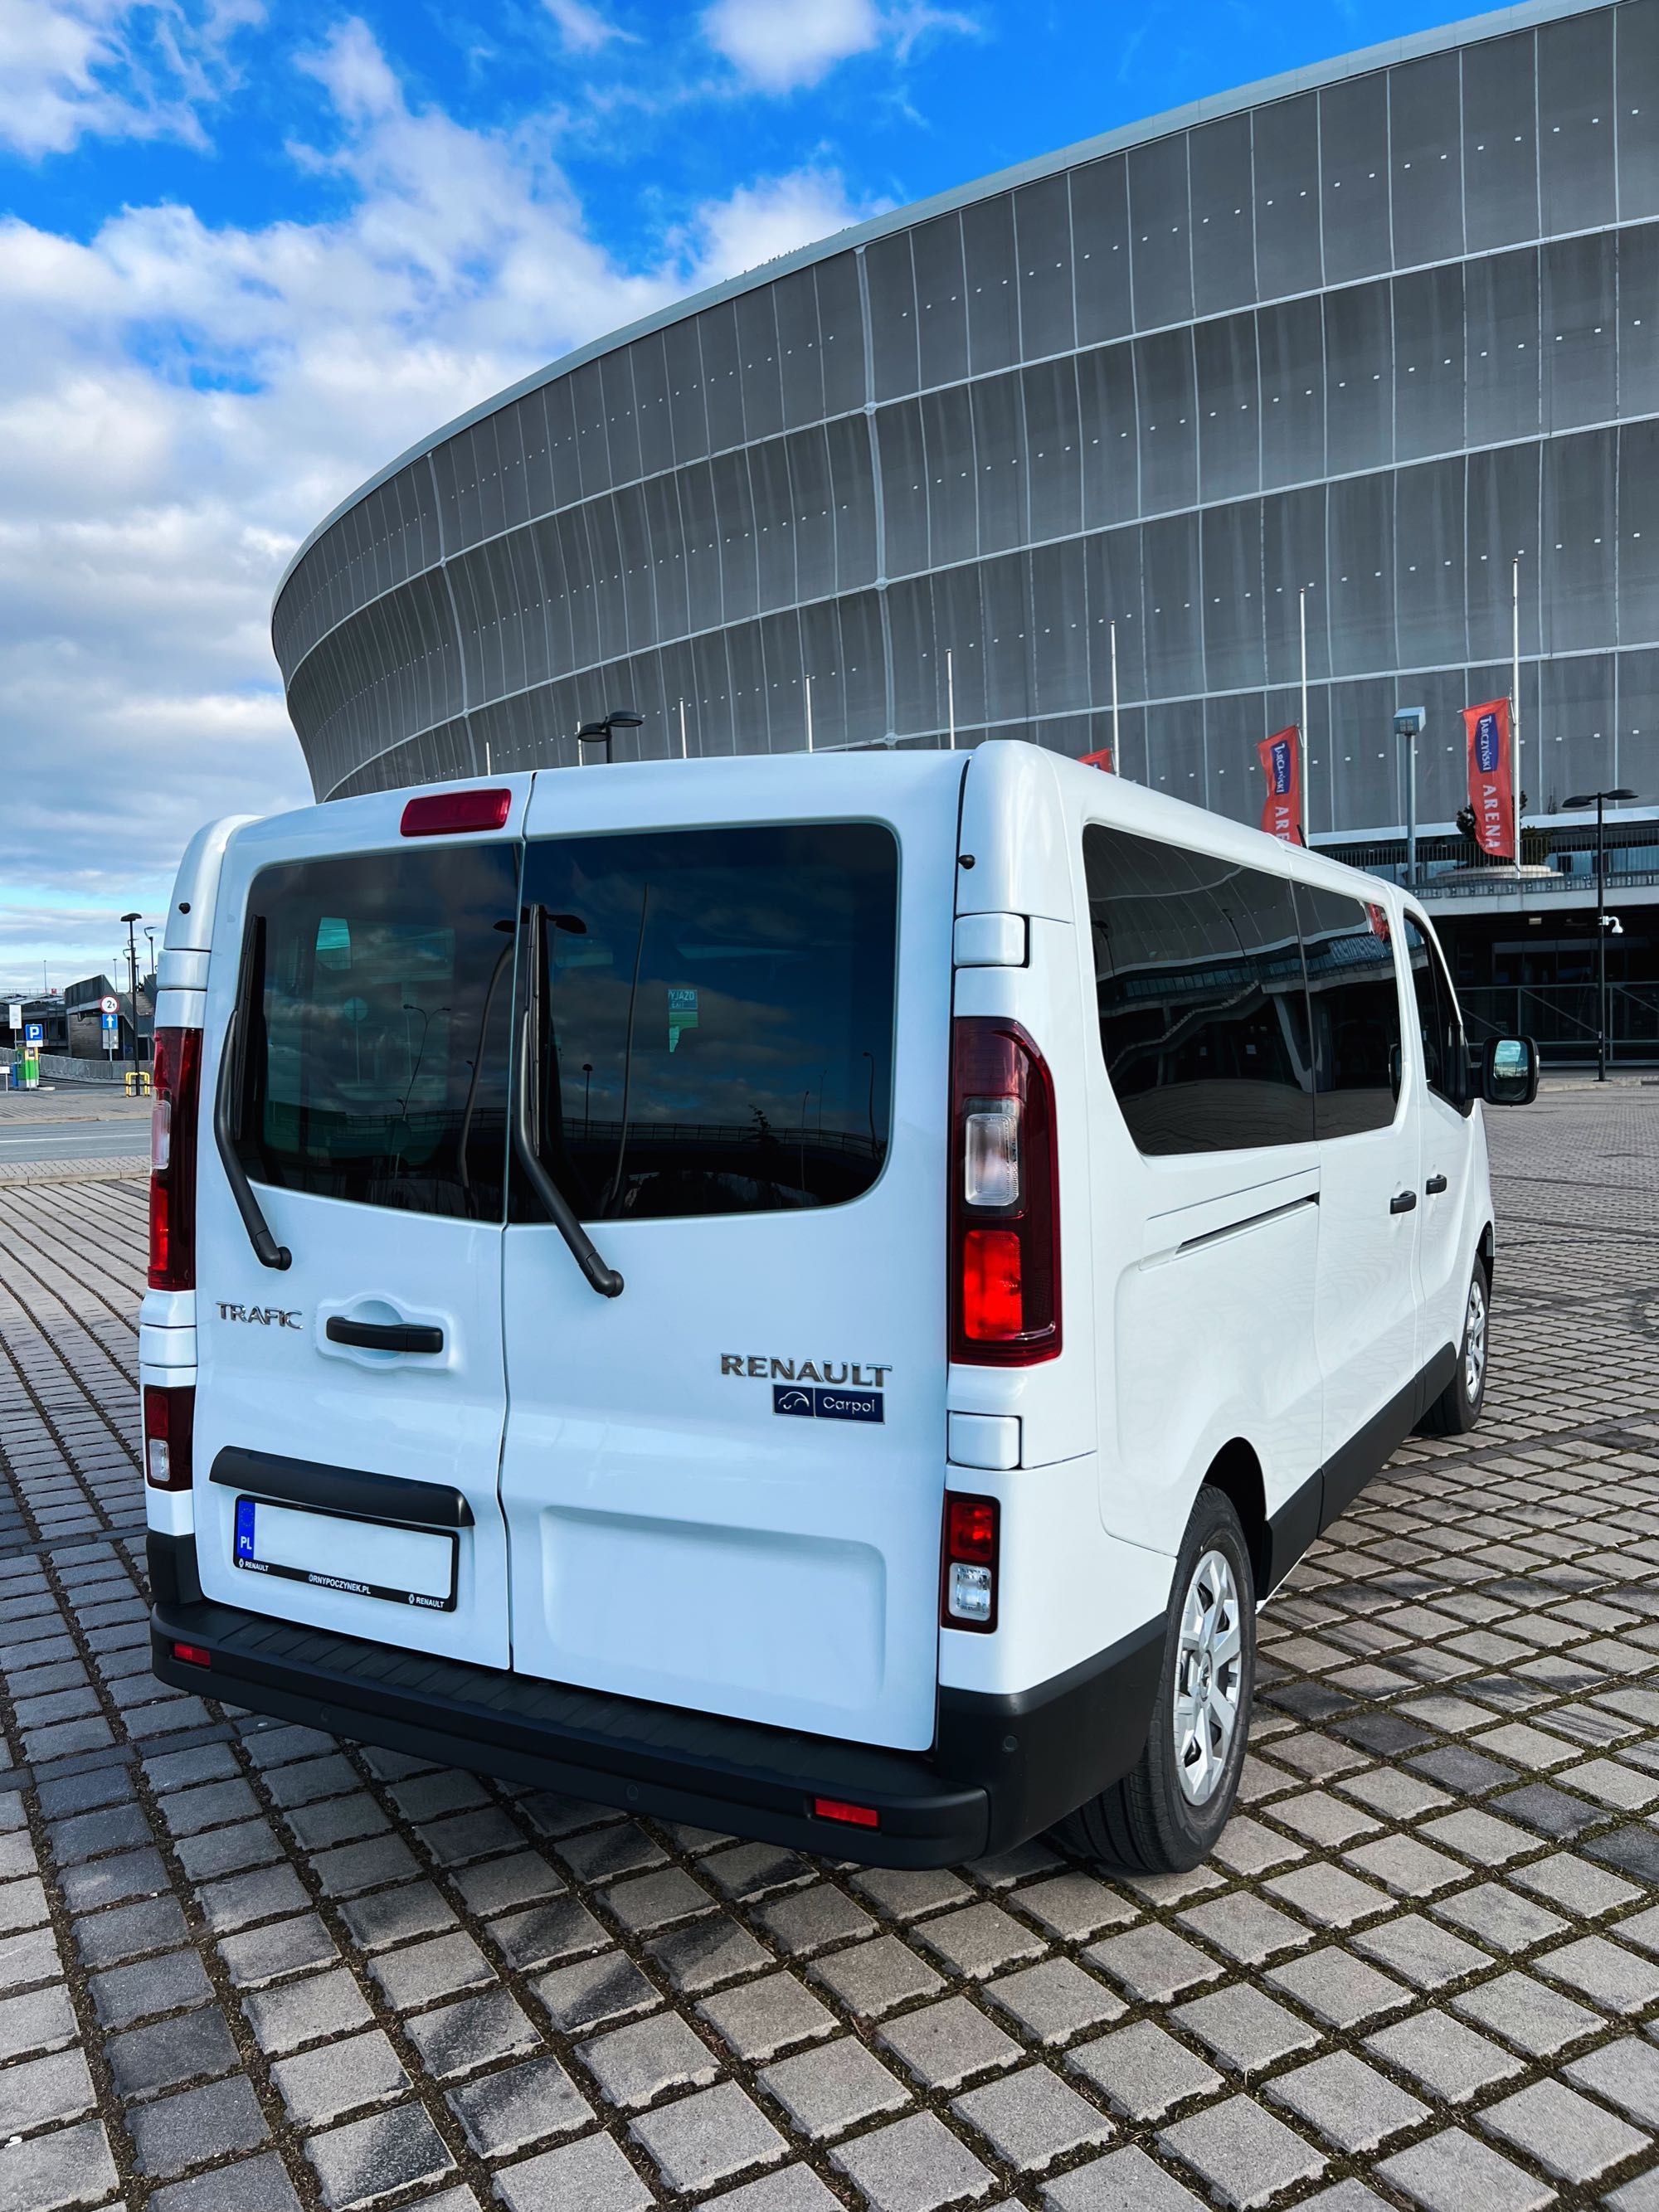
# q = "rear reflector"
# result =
<box><xmin>813</xmin><ymin>1797</ymin><xmax>879</xmax><ymax>1829</ymax></box>
<box><xmin>143</xmin><ymin>1384</ymin><xmax>195</xmax><ymax>1492</ymax></box>
<box><xmin>171</xmin><ymin>1643</ymin><xmax>212</xmax><ymax>1667</ymax></box>
<box><xmin>400</xmin><ymin>789</ymin><xmax>512</xmax><ymax>837</ymax></box>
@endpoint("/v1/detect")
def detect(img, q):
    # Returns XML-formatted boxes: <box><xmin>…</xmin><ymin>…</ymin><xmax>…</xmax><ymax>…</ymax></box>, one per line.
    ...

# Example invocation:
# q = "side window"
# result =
<box><xmin>1084</xmin><ymin>824</ymin><xmax>1314</xmax><ymax>1155</ymax></box>
<box><xmin>1404</xmin><ymin>916</ymin><xmax>1467</xmax><ymax>1110</ymax></box>
<box><xmin>1296</xmin><ymin>887</ymin><xmax>1404</xmax><ymax>1138</ymax></box>
<box><xmin>236</xmin><ymin>844</ymin><xmax>521</xmax><ymax>1218</ymax></box>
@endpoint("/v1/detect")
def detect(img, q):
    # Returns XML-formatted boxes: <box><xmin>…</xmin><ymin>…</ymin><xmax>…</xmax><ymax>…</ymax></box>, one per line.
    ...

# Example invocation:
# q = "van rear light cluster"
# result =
<box><xmin>148</xmin><ymin>1028</ymin><xmax>202</xmax><ymax>1292</ymax></box>
<box><xmin>950</xmin><ymin>1018</ymin><xmax>1060</xmax><ymax>1363</ymax></box>
<box><xmin>143</xmin><ymin>1384</ymin><xmax>195</xmax><ymax>1492</ymax></box>
<box><xmin>942</xmin><ymin>1492</ymin><xmax>999</xmax><ymax>1631</ymax></box>
<box><xmin>400</xmin><ymin>789</ymin><xmax>511</xmax><ymax>837</ymax></box>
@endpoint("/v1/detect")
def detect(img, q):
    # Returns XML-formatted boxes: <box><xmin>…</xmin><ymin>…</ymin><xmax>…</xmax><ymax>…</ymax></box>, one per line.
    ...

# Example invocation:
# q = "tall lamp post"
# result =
<box><xmin>576</xmin><ymin>707</ymin><xmax>644</xmax><ymax>765</ymax></box>
<box><xmin>121</xmin><ymin>912</ymin><xmax>142</xmax><ymax>1069</ymax></box>
<box><xmin>1394</xmin><ymin>707</ymin><xmax>1425</xmax><ymax>887</ymax></box>
<box><xmin>1564</xmin><ymin>788</ymin><xmax>1638</xmax><ymax>1082</ymax></box>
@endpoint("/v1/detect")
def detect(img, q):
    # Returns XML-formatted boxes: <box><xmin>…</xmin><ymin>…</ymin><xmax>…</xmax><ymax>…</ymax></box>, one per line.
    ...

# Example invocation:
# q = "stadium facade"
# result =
<box><xmin>272</xmin><ymin>0</ymin><xmax>1659</xmax><ymax>1035</ymax></box>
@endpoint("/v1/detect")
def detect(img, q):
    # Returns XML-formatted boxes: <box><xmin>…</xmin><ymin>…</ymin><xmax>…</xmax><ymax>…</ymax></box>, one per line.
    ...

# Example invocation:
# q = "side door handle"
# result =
<box><xmin>325</xmin><ymin>1318</ymin><xmax>445</xmax><ymax>1354</ymax></box>
<box><xmin>1425</xmin><ymin>1174</ymin><xmax>1449</xmax><ymax>1196</ymax></box>
<box><xmin>1389</xmin><ymin>1190</ymin><xmax>1418</xmax><ymax>1215</ymax></box>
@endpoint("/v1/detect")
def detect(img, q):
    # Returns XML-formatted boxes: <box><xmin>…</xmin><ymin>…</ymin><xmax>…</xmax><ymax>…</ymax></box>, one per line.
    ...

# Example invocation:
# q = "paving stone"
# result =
<box><xmin>403</xmin><ymin>1985</ymin><xmax>541</xmax><ymax>2079</ymax></box>
<box><xmin>876</xmin><ymin>1995</ymin><xmax>1021</xmax><ymax>2090</ymax></box>
<box><xmin>337</xmin><ymin>1881</ymin><xmax>456</xmax><ymax>1952</ymax></box>
<box><xmin>581</xmin><ymin>2009</ymin><xmax>720</xmax><ymax>2108</ymax></box>
<box><xmin>90</xmin><ymin>1944</ymin><xmax>212</xmax><ymax>2029</ymax></box>
<box><xmin>913</xmin><ymin>1899</ymin><xmax>1047</xmax><ymax>1979</ymax></box>
<box><xmin>1540</xmin><ymin>1932</ymin><xmax>1659</xmax><ymax>2011</ymax></box>
<box><xmin>1176</xmin><ymin>1892</ymin><xmax>1310</xmax><ymax>1965</ymax></box>
<box><xmin>808</xmin><ymin>1934</ymin><xmax>943</xmax><ymax>2019</ymax></box>
<box><xmin>699</xmin><ymin>1969</ymin><xmax>837</xmax><ymax>2061</ymax></box>
<box><xmin>605</xmin><ymin>1864</ymin><xmax>712</xmax><ymax>1932</ymax></box>
<box><xmin>1380</xmin><ymin>2127</ymin><xmax>1553</xmax><ymax>2212</ymax></box>
<box><xmin>1267</xmin><ymin>2050</ymin><xmax>1428</xmax><ymax>2152</ymax></box>
<box><xmin>1086</xmin><ymin>1925</ymin><xmax>1223</xmax><ymax>2003</ymax></box>
<box><xmin>632</xmin><ymin>2078</ymin><xmax>786</xmax><ymax>2193</ymax></box>
<box><xmin>760</xmin><ymin>2036</ymin><xmax>912</xmax><ymax>2140</ymax></box>
<box><xmin>1341</xmin><ymin>1834</ymin><xmax>1467</xmax><ymax>1898</ymax></box>
<box><xmin>0</xmin><ymin>2045</ymin><xmax>95</xmax><ymax>2135</ymax></box>
<box><xmin>830</xmin><ymin>2110</ymin><xmax>995</xmax><ymax>2211</ymax></box>
<box><xmin>1568</xmin><ymin>2034</ymin><xmax>1659</xmax><ymax>2126</ymax></box>
<box><xmin>1511</xmin><ymin>1850</ymin><xmax>1638</xmax><ymax>1916</ymax></box>
<box><xmin>1350</xmin><ymin>1912</ymin><xmax>1492</xmax><ymax>1989</ymax></box>
<box><xmin>849</xmin><ymin>1867</ymin><xmax>971</xmax><ymax>1920</ymax></box>
<box><xmin>984</xmin><ymin>1957</ymin><xmax>1125</xmax><ymax>2045</ymax></box>
<box><xmin>1451</xmin><ymin>1967</ymin><xmax>1605</xmax><ymax>2055</ymax></box>
<box><xmin>1066</xmin><ymin>2021</ymin><xmax>1221</xmax><ymax>2122</ymax></box>
<box><xmin>1263</xmin><ymin>1862</ymin><xmax>1393</xmax><ymax>1928</ymax></box>
<box><xmin>244</xmin><ymin>1965</ymin><xmax>372</xmax><ymax>2054</ymax></box>
<box><xmin>533</xmin><ymin>1949</ymin><xmax>658</xmax><ymax>2034</ymax></box>
<box><xmin>148</xmin><ymin>2150</ymin><xmax>304</xmax><ymax>2212</ymax></box>
<box><xmin>218</xmin><ymin>1912</ymin><xmax>337</xmax><ymax>1989</ymax></box>
<box><xmin>450</xmin><ymin>1851</ymin><xmax>564</xmax><ymax>1919</ymax></box>
<box><xmin>1479</xmin><ymin>2076</ymin><xmax>1649</xmax><ymax>2183</ymax></box>
<box><xmin>953</xmin><ymin>2062</ymin><xmax>1113</xmax><ymax>2171</ymax></box>
<box><xmin>1014</xmin><ymin>1873</ymin><xmax>1138</xmax><ymax>1942</ymax></box>
<box><xmin>1041</xmin><ymin>2144</ymin><xmax>1208</xmax><ymax>2212</ymax></box>
<box><xmin>494</xmin><ymin>1896</ymin><xmax>608</xmax><ymax>1971</ymax></box>
<box><xmin>107</xmin><ymin>2004</ymin><xmax>240</xmax><ymax>2100</ymax></box>
<box><xmin>272</xmin><ymin>2029</ymin><xmax>410</xmax><ymax>2127</ymax></box>
<box><xmin>703</xmin><ymin>2166</ymin><xmax>841</xmax><ymax>2212</ymax></box>
<box><xmin>703</xmin><ymin>1842</ymin><xmax>812</xmax><ymax>1901</ymax></box>
<box><xmin>446</xmin><ymin>2054</ymin><xmax>591</xmax><ymax>2157</ymax></box>
<box><xmin>0</xmin><ymin>2119</ymin><xmax>120</xmax><ymax>2212</ymax></box>
<box><xmin>494</xmin><ymin>2131</ymin><xmax>653</xmax><ymax>2212</ymax></box>
<box><xmin>1264</xmin><ymin>1945</ymin><xmax>1413</xmax><ymax>2029</ymax></box>
<box><xmin>304</xmin><ymin>2103</ymin><xmax>455</xmax><ymax>2209</ymax></box>
<box><xmin>1158</xmin><ymin>2093</ymin><xmax>1326</xmax><ymax>2209</ymax></box>
<box><xmin>71</xmin><ymin>1890</ymin><xmax>188</xmax><ymax>1967</ymax></box>
<box><xmin>367</xmin><ymin>1928</ymin><xmax>494</xmax><ymax>2010</ymax></box>
<box><xmin>1363</xmin><ymin>2009</ymin><xmax>1524</xmax><ymax>2103</ymax></box>
<box><xmin>129</xmin><ymin>2073</ymin><xmax>270</xmax><ymax>2178</ymax></box>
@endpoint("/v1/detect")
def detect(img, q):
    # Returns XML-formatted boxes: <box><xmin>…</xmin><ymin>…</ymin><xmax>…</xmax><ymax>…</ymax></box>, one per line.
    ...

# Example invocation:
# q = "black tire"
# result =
<box><xmin>1056</xmin><ymin>1485</ymin><xmax>1256</xmax><ymax>1875</ymax></box>
<box><xmin>1418</xmin><ymin>1258</ymin><xmax>1490</xmax><ymax>1437</ymax></box>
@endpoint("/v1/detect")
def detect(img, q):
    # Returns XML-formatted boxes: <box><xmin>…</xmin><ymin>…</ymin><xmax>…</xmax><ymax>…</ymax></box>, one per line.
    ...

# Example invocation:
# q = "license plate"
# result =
<box><xmin>233</xmin><ymin>1496</ymin><xmax>458</xmax><ymax>1612</ymax></box>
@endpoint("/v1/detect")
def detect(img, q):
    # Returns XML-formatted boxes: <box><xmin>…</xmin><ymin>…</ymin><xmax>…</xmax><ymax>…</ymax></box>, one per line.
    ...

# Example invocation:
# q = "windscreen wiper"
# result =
<box><xmin>213</xmin><ymin>1006</ymin><xmax>291</xmax><ymax>1271</ymax></box>
<box><xmin>513</xmin><ymin>906</ymin><xmax>623</xmax><ymax>1298</ymax></box>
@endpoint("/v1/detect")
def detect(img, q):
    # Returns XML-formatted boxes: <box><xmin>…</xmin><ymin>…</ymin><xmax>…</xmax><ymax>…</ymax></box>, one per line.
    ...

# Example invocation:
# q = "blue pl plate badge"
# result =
<box><xmin>235</xmin><ymin>1498</ymin><xmax>258</xmax><ymax>1561</ymax></box>
<box><xmin>773</xmin><ymin>1383</ymin><xmax>883</xmax><ymax>1423</ymax></box>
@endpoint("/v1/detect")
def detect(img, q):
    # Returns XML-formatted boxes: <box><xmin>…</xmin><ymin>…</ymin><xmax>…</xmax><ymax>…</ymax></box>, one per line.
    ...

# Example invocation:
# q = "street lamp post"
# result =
<box><xmin>1564</xmin><ymin>788</ymin><xmax>1639</xmax><ymax>1082</ymax></box>
<box><xmin>1394</xmin><ymin>708</ymin><xmax>1426</xmax><ymax>888</ymax></box>
<box><xmin>121</xmin><ymin>912</ymin><xmax>142</xmax><ymax>1068</ymax></box>
<box><xmin>576</xmin><ymin>707</ymin><xmax>644</xmax><ymax>766</ymax></box>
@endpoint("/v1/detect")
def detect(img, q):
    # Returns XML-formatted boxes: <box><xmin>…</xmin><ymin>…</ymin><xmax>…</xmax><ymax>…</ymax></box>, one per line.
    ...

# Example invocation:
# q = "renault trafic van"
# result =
<box><xmin>145</xmin><ymin>742</ymin><xmax>1537</xmax><ymax>1872</ymax></box>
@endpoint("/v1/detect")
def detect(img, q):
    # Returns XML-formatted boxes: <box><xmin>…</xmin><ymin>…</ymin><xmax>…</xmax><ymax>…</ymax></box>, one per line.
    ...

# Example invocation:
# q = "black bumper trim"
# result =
<box><xmin>149</xmin><ymin>1541</ymin><xmax>1165</xmax><ymax>1869</ymax></box>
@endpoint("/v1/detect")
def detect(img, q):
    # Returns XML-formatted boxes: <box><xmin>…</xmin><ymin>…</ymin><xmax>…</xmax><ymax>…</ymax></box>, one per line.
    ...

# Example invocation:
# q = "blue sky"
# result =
<box><xmin>1</xmin><ymin>0</ymin><xmax>1464</xmax><ymax>989</ymax></box>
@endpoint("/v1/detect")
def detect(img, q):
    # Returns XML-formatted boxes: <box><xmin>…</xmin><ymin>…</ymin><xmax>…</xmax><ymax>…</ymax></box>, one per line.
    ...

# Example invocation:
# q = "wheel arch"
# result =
<box><xmin>1478</xmin><ymin>1220</ymin><xmax>1495</xmax><ymax>1284</ymax></box>
<box><xmin>1201</xmin><ymin>1439</ymin><xmax>1269</xmax><ymax>1600</ymax></box>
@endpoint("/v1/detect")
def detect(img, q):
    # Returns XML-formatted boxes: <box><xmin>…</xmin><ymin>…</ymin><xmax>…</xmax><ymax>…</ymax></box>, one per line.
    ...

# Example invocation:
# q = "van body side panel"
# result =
<box><xmin>499</xmin><ymin>755</ymin><xmax>961</xmax><ymax>1753</ymax></box>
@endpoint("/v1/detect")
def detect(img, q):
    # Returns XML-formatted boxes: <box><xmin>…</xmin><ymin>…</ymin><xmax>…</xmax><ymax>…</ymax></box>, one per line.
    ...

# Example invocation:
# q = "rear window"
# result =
<box><xmin>520</xmin><ymin>823</ymin><xmax>897</xmax><ymax>1219</ymax></box>
<box><xmin>234</xmin><ymin>845</ymin><xmax>519</xmax><ymax>1218</ymax></box>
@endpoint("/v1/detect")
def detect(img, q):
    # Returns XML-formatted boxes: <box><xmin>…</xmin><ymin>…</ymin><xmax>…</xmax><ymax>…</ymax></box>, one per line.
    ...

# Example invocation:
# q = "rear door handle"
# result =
<box><xmin>1389</xmin><ymin>1190</ymin><xmax>1418</xmax><ymax>1215</ymax></box>
<box><xmin>325</xmin><ymin>1317</ymin><xmax>445</xmax><ymax>1354</ymax></box>
<box><xmin>1425</xmin><ymin>1174</ymin><xmax>1448</xmax><ymax>1196</ymax></box>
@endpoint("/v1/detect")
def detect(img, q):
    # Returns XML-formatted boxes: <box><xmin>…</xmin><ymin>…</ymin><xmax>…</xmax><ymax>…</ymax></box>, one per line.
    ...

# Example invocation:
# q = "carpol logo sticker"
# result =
<box><xmin>721</xmin><ymin>1354</ymin><xmax>889</xmax><ymax>1425</ymax></box>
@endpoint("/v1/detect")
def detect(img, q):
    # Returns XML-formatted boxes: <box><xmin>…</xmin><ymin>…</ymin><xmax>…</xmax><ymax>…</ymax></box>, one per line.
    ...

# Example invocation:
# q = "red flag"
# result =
<box><xmin>1257</xmin><ymin>726</ymin><xmax>1303</xmax><ymax>844</ymax></box>
<box><xmin>1462</xmin><ymin>698</ymin><xmax>1514</xmax><ymax>858</ymax></box>
<box><xmin>1080</xmin><ymin>747</ymin><xmax>1114</xmax><ymax>773</ymax></box>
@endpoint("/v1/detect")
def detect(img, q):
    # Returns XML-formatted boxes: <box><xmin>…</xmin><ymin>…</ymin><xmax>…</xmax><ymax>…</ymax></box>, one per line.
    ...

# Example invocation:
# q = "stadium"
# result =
<box><xmin>272</xmin><ymin>0</ymin><xmax>1659</xmax><ymax>1052</ymax></box>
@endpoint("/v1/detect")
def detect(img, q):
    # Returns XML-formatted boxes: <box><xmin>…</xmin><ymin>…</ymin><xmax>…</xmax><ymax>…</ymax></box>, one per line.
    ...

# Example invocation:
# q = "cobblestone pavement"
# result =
<box><xmin>2</xmin><ymin>1092</ymin><xmax>1659</xmax><ymax>2212</ymax></box>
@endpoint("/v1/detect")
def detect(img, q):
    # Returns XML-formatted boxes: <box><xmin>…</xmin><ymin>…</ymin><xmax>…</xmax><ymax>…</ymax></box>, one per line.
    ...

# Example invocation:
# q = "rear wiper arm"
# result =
<box><xmin>213</xmin><ymin>1008</ymin><xmax>291</xmax><ymax>1272</ymax></box>
<box><xmin>513</xmin><ymin>909</ymin><xmax>622</xmax><ymax>1297</ymax></box>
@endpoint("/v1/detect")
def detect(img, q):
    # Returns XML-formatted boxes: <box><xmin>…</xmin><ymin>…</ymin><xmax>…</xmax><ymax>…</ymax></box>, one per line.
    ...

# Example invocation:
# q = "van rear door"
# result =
<box><xmin>192</xmin><ymin>791</ymin><xmax>523</xmax><ymax>1668</ymax></box>
<box><xmin>499</xmin><ymin>756</ymin><xmax>961</xmax><ymax>1753</ymax></box>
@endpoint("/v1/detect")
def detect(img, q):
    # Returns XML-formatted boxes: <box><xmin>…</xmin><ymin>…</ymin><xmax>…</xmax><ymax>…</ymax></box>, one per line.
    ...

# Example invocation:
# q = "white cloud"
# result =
<box><xmin>0</xmin><ymin>18</ymin><xmax>881</xmax><ymax>982</ymax></box>
<box><xmin>541</xmin><ymin>0</ymin><xmax>636</xmax><ymax>54</ymax></box>
<box><xmin>701</xmin><ymin>0</ymin><xmax>973</xmax><ymax>92</ymax></box>
<box><xmin>0</xmin><ymin>0</ymin><xmax>260</xmax><ymax>158</ymax></box>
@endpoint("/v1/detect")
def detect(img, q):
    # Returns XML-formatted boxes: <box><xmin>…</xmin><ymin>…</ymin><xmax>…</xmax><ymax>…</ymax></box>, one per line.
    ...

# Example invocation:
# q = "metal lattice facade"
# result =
<box><xmin>274</xmin><ymin>0</ymin><xmax>1659</xmax><ymax>840</ymax></box>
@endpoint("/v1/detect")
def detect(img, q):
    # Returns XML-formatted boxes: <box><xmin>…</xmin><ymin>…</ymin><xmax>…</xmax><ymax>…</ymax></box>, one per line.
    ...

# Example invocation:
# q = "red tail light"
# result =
<box><xmin>143</xmin><ymin>1383</ymin><xmax>195</xmax><ymax>1492</ymax></box>
<box><xmin>148</xmin><ymin>1028</ymin><xmax>202</xmax><ymax>1292</ymax></box>
<box><xmin>942</xmin><ymin>1490</ymin><xmax>1000</xmax><ymax>1631</ymax></box>
<box><xmin>950</xmin><ymin>1018</ymin><xmax>1060</xmax><ymax>1364</ymax></box>
<box><xmin>401</xmin><ymin>789</ymin><xmax>512</xmax><ymax>837</ymax></box>
<box><xmin>172</xmin><ymin>1643</ymin><xmax>212</xmax><ymax>1667</ymax></box>
<box><xmin>813</xmin><ymin>1797</ymin><xmax>879</xmax><ymax>1829</ymax></box>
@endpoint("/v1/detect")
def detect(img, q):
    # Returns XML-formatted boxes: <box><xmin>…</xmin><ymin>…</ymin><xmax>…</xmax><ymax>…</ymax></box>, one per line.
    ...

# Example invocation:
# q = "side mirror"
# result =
<box><xmin>1482</xmin><ymin>1036</ymin><xmax>1539</xmax><ymax>1106</ymax></box>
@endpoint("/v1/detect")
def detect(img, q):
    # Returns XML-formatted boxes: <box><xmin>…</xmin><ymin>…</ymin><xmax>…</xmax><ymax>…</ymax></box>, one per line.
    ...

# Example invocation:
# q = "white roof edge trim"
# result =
<box><xmin>271</xmin><ymin>0</ymin><xmax>1610</xmax><ymax>611</ymax></box>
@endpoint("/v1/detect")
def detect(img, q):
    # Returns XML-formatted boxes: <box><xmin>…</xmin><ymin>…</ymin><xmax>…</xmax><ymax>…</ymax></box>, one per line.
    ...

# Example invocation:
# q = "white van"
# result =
<box><xmin>144</xmin><ymin>742</ymin><xmax>1537</xmax><ymax>1873</ymax></box>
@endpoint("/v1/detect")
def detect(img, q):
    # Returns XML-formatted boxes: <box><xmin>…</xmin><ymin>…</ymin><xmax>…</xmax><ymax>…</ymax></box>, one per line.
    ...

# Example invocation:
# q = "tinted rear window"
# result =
<box><xmin>235</xmin><ymin>845</ymin><xmax>519</xmax><ymax>1218</ymax></box>
<box><xmin>1297</xmin><ymin>887</ymin><xmax>1404</xmax><ymax>1137</ymax></box>
<box><xmin>521</xmin><ymin>823</ymin><xmax>897</xmax><ymax>1219</ymax></box>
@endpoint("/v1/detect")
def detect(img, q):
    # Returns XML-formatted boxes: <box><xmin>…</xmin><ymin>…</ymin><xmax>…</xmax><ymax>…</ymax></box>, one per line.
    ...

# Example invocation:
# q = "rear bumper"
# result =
<box><xmin>149</xmin><ymin>1535</ymin><xmax>1160</xmax><ymax>1869</ymax></box>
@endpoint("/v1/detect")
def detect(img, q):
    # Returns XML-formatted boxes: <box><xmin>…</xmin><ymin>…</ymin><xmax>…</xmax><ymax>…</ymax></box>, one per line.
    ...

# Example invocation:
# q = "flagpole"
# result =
<box><xmin>805</xmin><ymin>673</ymin><xmax>815</xmax><ymax>755</ymax></box>
<box><xmin>1299</xmin><ymin>588</ymin><xmax>1309</xmax><ymax>840</ymax></box>
<box><xmin>1110</xmin><ymin>620</ymin><xmax>1121</xmax><ymax>771</ymax></box>
<box><xmin>1511</xmin><ymin>557</ymin><xmax>1521</xmax><ymax>872</ymax></box>
<box><xmin>679</xmin><ymin>698</ymin><xmax>688</xmax><ymax>760</ymax></box>
<box><xmin>946</xmin><ymin>649</ymin><xmax>956</xmax><ymax>751</ymax></box>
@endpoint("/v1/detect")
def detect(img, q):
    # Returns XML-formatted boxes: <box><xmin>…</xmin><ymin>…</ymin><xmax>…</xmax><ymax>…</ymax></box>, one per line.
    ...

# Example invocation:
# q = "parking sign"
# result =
<box><xmin>23</xmin><ymin>1023</ymin><xmax>43</xmax><ymax>1045</ymax></box>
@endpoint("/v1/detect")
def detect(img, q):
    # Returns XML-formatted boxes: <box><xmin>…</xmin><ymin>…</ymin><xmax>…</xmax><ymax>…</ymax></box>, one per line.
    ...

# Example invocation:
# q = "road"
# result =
<box><xmin>1</xmin><ymin>1091</ymin><xmax>1658</xmax><ymax>2210</ymax></box>
<box><xmin>0</xmin><ymin>1123</ymin><xmax>150</xmax><ymax>1162</ymax></box>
